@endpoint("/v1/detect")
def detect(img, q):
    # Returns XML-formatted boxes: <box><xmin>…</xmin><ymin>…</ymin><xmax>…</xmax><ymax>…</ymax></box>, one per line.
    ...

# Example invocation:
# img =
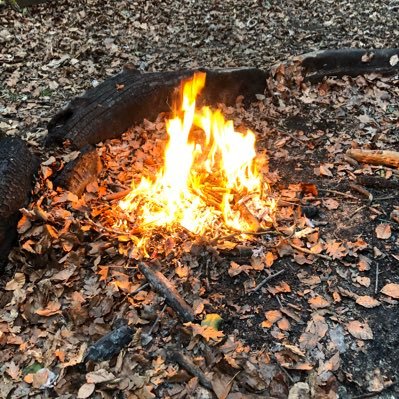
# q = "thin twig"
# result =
<box><xmin>148</xmin><ymin>304</ymin><xmax>167</xmax><ymax>336</ymax></box>
<box><xmin>375</xmin><ymin>263</ymin><xmax>379</xmax><ymax>295</ymax></box>
<box><xmin>349</xmin><ymin>183</ymin><xmax>373</xmax><ymax>203</ymax></box>
<box><xmin>250</xmin><ymin>269</ymin><xmax>285</xmax><ymax>294</ymax></box>
<box><xmin>289</xmin><ymin>241</ymin><xmax>332</xmax><ymax>261</ymax></box>
<box><xmin>349</xmin><ymin>204</ymin><xmax>368</xmax><ymax>218</ymax></box>
<box><xmin>318</xmin><ymin>188</ymin><xmax>359</xmax><ymax>200</ymax></box>
<box><xmin>103</xmin><ymin>189</ymin><xmax>130</xmax><ymax>201</ymax></box>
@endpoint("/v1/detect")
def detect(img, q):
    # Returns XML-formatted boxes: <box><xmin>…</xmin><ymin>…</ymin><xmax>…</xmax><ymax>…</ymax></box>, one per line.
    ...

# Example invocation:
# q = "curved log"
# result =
<box><xmin>299</xmin><ymin>48</ymin><xmax>399</xmax><ymax>82</ymax></box>
<box><xmin>46</xmin><ymin>67</ymin><xmax>267</xmax><ymax>149</ymax></box>
<box><xmin>0</xmin><ymin>137</ymin><xmax>38</xmax><ymax>267</ymax></box>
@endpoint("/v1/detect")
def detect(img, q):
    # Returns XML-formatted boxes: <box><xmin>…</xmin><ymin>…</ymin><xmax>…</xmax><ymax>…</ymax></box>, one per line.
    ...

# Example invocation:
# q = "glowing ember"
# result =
<box><xmin>118</xmin><ymin>72</ymin><xmax>275</xmax><ymax>238</ymax></box>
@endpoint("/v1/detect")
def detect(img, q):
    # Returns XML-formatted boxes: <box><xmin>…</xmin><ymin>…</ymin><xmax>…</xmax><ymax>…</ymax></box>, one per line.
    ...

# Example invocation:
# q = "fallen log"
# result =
<box><xmin>346</xmin><ymin>149</ymin><xmax>399</xmax><ymax>169</ymax></box>
<box><xmin>0</xmin><ymin>137</ymin><xmax>38</xmax><ymax>268</ymax></box>
<box><xmin>299</xmin><ymin>48</ymin><xmax>399</xmax><ymax>82</ymax></box>
<box><xmin>46</xmin><ymin>67</ymin><xmax>267</xmax><ymax>149</ymax></box>
<box><xmin>139</xmin><ymin>262</ymin><xmax>195</xmax><ymax>322</ymax></box>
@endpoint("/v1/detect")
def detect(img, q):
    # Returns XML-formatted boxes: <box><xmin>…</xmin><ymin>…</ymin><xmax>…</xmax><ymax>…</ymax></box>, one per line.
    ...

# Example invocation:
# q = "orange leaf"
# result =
<box><xmin>381</xmin><ymin>283</ymin><xmax>399</xmax><ymax>299</ymax></box>
<box><xmin>35</xmin><ymin>301</ymin><xmax>61</xmax><ymax>317</ymax></box>
<box><xmin>308</xmin><ymin>295</ymin><xmax>330</xmax><ymax>309</ymax></box>
<box><xmin>346</xmin><ymin>320</ymin><xmax>373</xmax><ymax>340</ymax></box>
<box><xmin>375</xmin><ymin>223</ymin><xmax>391</xmax><ymax>239</ymax></box>
<box><xmin>355</xmin><ymin>296</ymin><xmax>380</xmax><ymax>308</ymax></box>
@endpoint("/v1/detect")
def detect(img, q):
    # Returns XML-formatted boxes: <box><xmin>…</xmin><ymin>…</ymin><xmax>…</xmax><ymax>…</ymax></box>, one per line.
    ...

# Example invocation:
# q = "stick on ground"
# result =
<box><xmin>347</xmin><ymin>149</ymin><xmax>399</xmax><ymax>168</ymax></box>
<box><xmin>139</xmin><ymin>262</ymin><xmax>195</xmax><ymax>322</ymax></box>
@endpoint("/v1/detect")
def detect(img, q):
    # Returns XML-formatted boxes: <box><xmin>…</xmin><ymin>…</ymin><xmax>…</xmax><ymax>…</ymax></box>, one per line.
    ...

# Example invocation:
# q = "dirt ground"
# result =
<box><xmin>1</xmin><ymin>1</ymin><xmax>399</xmax><ymax>399</ymax></box>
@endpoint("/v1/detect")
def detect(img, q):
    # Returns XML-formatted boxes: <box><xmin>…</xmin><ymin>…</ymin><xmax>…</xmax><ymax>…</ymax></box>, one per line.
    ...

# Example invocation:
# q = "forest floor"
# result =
<box><xmin>0</xmin><ymin>1</ymin><xmax>399</xmax><ymax>399</ymax></box>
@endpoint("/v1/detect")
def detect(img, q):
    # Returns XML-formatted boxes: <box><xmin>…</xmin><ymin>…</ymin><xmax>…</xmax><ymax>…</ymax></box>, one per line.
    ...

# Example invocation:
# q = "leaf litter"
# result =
<box><xmin>1</xmin><ymin>1</ymin><xmax>399</xmax><ymax>398</ymax></box>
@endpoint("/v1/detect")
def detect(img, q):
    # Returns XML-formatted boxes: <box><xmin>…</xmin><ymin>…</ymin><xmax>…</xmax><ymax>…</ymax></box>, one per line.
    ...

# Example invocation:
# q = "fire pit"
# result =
<box><xmin>1</xmin><ymin>49</ymin><xmax>399</xmax><ymax>398</ymax></box>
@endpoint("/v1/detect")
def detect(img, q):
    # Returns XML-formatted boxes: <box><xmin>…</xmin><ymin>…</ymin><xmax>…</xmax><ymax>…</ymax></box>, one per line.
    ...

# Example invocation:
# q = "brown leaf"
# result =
<box><xmin>355</xmin><ymin>296</ymin><xmax>380</xmax><ymax>308</ymax></box>
<box><xmin>375</xmin><ymin>223</ymin><xmax>391</xmax><ymax>239</ymax></box>
<box><xmin>86</xmin><ymin>369</ymin><xmax>115</xmax><ymax>384</ymax></box>
<box><xmin>325</xmin><ymin>240</ymin><xmax>347</xmax><ymax>259</ymax></box>
<box><xmin>347</xmin><ymin>320</ymin><xmax>373</xmax><ymax>340</ymax></box>
<box><xmin>323</xmin><ymin>198</ymin><xmax>339</xmax><ymax>210</ymax></box>
<box><xmin>308</xmin><ymin>295</ymin><xmax>330</xmax><ymax>309</ymax></box>
<box><xmin>381</xmin><ymin>283</ymin><xmax>399</xmax><ymax>299</ymax></box>
<box><xmin>211</xmin><ymin>372</ymin><xmax>233</xmax><ymax>399</ymax></box>
<box><xmin>77</xmin><ymin>383</ymin><xmax>95</xmax><ymax>399</ymax></box>
<box><xmin>35</xmin><ymin>301</ymin><xmax>61</xmax><ymax>317</ymax></box>
<box><xmin>5</xmin><ymin>273</ymin><xmax>25</xmax><ymax>291</ymax></box>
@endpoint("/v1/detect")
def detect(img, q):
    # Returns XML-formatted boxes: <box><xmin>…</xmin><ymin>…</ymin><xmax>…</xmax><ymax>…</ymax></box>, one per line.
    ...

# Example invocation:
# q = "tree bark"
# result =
<box><xmin>347</xmin><ymin>149</ymin><xmax>399</xmax><ymax>168</ymax></box>
<box><xmin>46</xmin><ymin>67</ymin><xmax>267</xmax><ymax>149</ymax></box>
<box><xmin>0</xmin><ymin>137</ymin><xmax>38</xmax><ymax>267</ymax></box>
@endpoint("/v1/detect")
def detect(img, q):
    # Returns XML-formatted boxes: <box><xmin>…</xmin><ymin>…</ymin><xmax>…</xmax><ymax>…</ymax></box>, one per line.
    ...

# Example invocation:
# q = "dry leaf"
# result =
<box><xmin>381</xmin><ymin>283</ymin><xmax>399</xmax><ymax>299</ymax></box>
<box><xmin>35</xmin><ymin>301</ymin><xmax>61</xmax><ymax>317</ymax></box>
<box><xmin>5</xmin><ymin>273</ymin><xmax>26</xmax><ymax>291</ymax></box>
<box><xmin>375</xmin><ymin>223</ymin><xmax>391</xmax><ymax>239</ymax></box>
<box><xmin>323</xmin><ymin>198</ymin><xmax>339</xmax><ymax>210</ymax></box>
<box><xmin>86</xmin><ymin>369</ymin><xmax>115</xmax><ymax>384</ymax></box>
<box><xmin>355</xmin><ymin>296</ymin><xmax>380</xmax><ymax>308</ymax></box>
<box><xmin>308</xmin><ymin>295</ymin><xmax>330</xmax><ymax>309</ymax></box>
<box><xmin>319</xmin><ymin>164</ymin><xmax>333</xmax><ymax>177</ymax></box>
<box><xmin>346</xmin><ymin>320</ymin><xmax>373</xmax><ymax>340</ymax></box>
<box><xmin>78</xmin><ymin>383</ymin><xmax>95</xmax><ymax>399</ymax></box>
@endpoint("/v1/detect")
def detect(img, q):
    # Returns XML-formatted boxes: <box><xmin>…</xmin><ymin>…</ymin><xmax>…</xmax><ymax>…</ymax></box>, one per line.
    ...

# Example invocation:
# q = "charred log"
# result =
<box><xmin>84</xmin><ymin>322</ymin><xmax>134</xmax><ymax>362</ymax></box>
<box><xmin>46</xmin><ymin>67</ymin><xmax>267</xmax><ymax>149</ymax></box>
<box><xmin>53</xmin><ymin>145</ymin><xmax>102</xmax><ymax>197</ymax></box>
<box><xmin>0</xmin><ymin>137</ymin><xmax>38</xmax><ymax>268</ymax></box>
<box><xmin>300</xmin><ymin>48</ymin><xmax>399</xmax><ymax>82</ymax></box>
<box><xmin>357</xmin><ymin>175</ymin><xmax>399</xmax><ymax>190</ymax></box>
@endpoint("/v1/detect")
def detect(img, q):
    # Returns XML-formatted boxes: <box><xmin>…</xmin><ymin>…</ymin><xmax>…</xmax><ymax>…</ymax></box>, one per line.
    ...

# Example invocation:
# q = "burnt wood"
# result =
<box><xmin>139</xmin><ymin>261</ymin><xmax>195</xmax><ymax>322</ymax></box>
<box><xmin>300</xmin><ymin>48</ymin><xmax>399</xmax><ymax>82</ymax></box>
<box><xmin>53</xmin><ymin>145</ymin><xmax>102</xmax><ymax>196</ymax></box>
<box><xmin>46</xmin><ymin>67</ymin><xmax>267</xmax><ymax>149</ymax></box>
<box><xmin>0</xmin><ymin>137</ymin><xmax>38</xmax><ymax>267</ymax></box>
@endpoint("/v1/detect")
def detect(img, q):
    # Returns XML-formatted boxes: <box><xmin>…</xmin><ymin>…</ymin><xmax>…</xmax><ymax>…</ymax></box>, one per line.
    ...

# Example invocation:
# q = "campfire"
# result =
<box><xmin>114</xmin><ymin>72</ymin><xmax>275</xmax><ymax>250</ymax></box>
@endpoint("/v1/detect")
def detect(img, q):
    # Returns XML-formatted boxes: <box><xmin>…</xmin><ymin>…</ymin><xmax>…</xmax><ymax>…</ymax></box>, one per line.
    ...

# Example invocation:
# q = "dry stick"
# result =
<box><xmin>139</xmin><ymin>262</ymin><xmax>195</xmax><ymax>322</ymax></box>
<box><xmin>349</xmin><ymin>183</ymin><xmax>373</xmax><ymax>203</ymax></box>
<box><xmin>375</xmin><ymin>262</ymin><xmax>379</xmax><ymax>295</ymax></box>
<box><xmin>318</xmin><ymin>188</ymin><xmax>359</xmax><ymax>200</ymax></box>
<box><xmin>289</xmin><ymin>241</ymin><xmax>333</xmax><ymax>261</ymax></box>
<box><xmin>250</xmin><ymin>269</ymin><xmax>285</xmax><ymax>294</ymax></box>
<box><xmin>349</xmin><ymin>204</ymin><xmax>368</xmax><ymax>218</ymax></box>
<box><xmin>167</xmin><ymin>350</ymin><xmax>213</xmax><ymax>390</ymax></box>
<box><xmin>347</xmin><ymin>149</ymin><xmax>399</xmax><ymax>169</ymax></box>
<box><xmin>103</xmin><ymin>189</ymin><xmax>130</xmax><ymax>201</ymax></box>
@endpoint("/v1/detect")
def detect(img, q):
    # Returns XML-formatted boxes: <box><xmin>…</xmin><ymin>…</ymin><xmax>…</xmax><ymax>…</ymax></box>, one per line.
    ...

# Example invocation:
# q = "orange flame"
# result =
<box><xmin>119</xmin><ymin>72</ymin><xmax>275</xmax><ymax>238</ymax></box>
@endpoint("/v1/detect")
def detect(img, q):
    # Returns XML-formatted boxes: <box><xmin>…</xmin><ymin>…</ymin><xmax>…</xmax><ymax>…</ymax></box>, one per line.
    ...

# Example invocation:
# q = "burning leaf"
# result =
<box><xmin>346</xmin><ymin>320</ymin><xmax>373</xmax><ymax>340</ymax></box>
<box><xmin>118</xmin><ymin>72</ymin><xmax>275</xmax><ymax>248</ymax></box>
<box><xmin>375</xmin><ymin>223</ymin><xmax>391</xmax><ymax>239</ymax></box>
<box><xmin>381</xmin><ymin>283</ymin><xmax>399</xmax><ymax>299</ymax></box>
<box><xmin>355</xmin><ymin>296</ymin><xmax>380</xmax><ymax>308</ymax></box>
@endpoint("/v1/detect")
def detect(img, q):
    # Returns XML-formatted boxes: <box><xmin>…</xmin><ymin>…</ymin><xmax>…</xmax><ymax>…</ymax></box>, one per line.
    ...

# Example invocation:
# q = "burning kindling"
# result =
<box><xmin>117</xmin><ymin>72</ymin><xmax>275</xmax><ymax>243</ymax></box>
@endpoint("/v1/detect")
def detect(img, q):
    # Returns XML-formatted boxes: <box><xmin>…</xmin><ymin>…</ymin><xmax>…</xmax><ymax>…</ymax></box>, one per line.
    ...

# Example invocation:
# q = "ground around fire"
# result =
<box><xmin>1</xmin><ymin>1</ymin><xmax>399</xmax><ymax>399</ymax></box>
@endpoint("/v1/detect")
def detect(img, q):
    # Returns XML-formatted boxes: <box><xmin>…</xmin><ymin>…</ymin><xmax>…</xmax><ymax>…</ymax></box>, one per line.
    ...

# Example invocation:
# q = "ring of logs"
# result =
<box><xmin>1</xmin><ymin>48</ymin><xmax>399</xmax><ymax>268</ymax></box>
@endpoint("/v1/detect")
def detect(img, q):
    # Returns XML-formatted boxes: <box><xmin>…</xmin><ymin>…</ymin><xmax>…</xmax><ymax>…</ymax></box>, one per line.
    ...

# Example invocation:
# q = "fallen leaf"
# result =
<box><xmin>323</xmin><ymin>198</ymin><xmax>339</xmax><ymax>210</ymax></box>
<box><xmin>308</xmin><ymin>295</ymin><xmax>330</xmax><ymax>309</ymax></box>
<box><xmin>375</xmin><ymin>223</ymin><xmax>391</xmax><ymax>239</ymax></box>
<box><xmin>347</xmin><ymin>320</ymin><xmax>373</xmax><ymax>340</ymax></box>
<box><xmin>201</xmin><ymin>314</ymin><xmax>223</xmax><ymax>330</ymax></box>
<box><xmin>389</xmin><ymin>54</ymin><xmax>399</xmax><ymax>66</ymax></box>
<box><xmin>86</xmin><ymin>369</ymin><xmax>115</xmax><ymax>384</ymax></box>
<box><xmin>319</xmin><ymin>164</ymin><xmax>333</xmax><ymax>177</ymax></box>
<box><xmin>381</xmin><ymin>283</ymin><xmax>399</xmax><ymax>299</ymax></box>
<box><xmin>211</xmin><ymin>372</ymin><xmax>233</xmax><ymax>399</ymax></box>
<box><xmin>5</xmin><ymin>273</ymin><xmax>26</xmax><ymax>291</ymax></box>
<box><xmin>325</xmin><ymin>240</ymin><xmax>347</xmax><ymax>259</ymax></box>
<box><xmin>35</xmin><ymin>301</ymin><xmax>61</xmax><ymax>317</ymax></box>
<box><xmin>355</xmin><ymin>296</ymin><xmax>380</xmax><ymax>308</ymax></box>
<box><xmin>78</xmin><ymin>383</ymin><xmax>95</xmax><ymax>399</ymax></box>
